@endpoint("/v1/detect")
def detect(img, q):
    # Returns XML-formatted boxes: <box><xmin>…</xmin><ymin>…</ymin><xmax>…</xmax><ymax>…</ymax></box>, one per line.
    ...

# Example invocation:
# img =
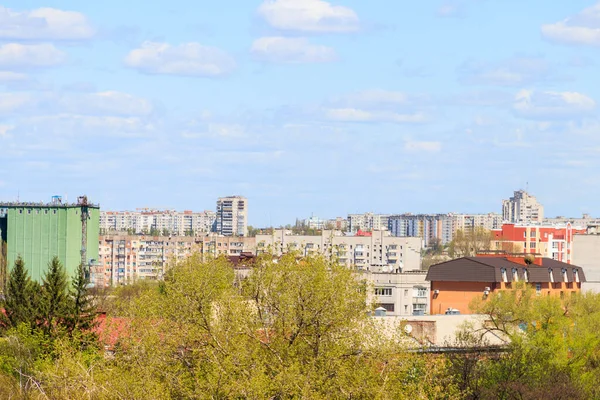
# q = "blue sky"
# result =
<box><xmin>1</xmin><ymin>0</ymin><xmax>600</xmax><ymax>226</ymax></box>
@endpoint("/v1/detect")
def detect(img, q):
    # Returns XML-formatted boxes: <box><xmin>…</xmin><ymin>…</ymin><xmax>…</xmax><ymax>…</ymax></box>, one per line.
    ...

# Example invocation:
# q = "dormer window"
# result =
<box><xmin>501</xmin><ymin>268</ymin><xmax>508</xmax><ymax>283</ymax></box>
<box><xmin>549</xmin><ymin>268</ymin><xmax>554</xmax><ymax>283</ymax></box>
<box><xmin>524</xmin><ymin>268</ymin><xmax>529</xmax><ymax>282</ymax></box>
<box><xmin>512</xmin><ymin>268</ymin><xmax>518</xmax><ymax>282</ymax></box>
<box><xmin>562</xmin><ymin>268</ymin><xmax>568</xmax><ymax>282</ymax></box>
<box><xmin>573</xmin><ymin>269</ymin><xmax>580</xmax><ymax>283</ymax></box>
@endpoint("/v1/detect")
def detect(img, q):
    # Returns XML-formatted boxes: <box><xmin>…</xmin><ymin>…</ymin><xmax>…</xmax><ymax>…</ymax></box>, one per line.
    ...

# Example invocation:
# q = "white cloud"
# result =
<box><xmin>182</xmin><ymin>123</ymin><xmax>247</xmax><ymax>139</ymax></box>
<box><xmin>125</xmin><ymin>41</ymin><xmax>236</xmax><ymax>77</ymax></box>
<box><xmin>404</xmin><ymin>140</ymin><xmax>442</xmax><ymax>152</ymax></box>
<box><xmin>258</xmin><ymin>0</ymin><xmax>359</xmax><ymax>33</ymax></box>
<box><xmin>542</xmin><ymin>3</ymin><xmax>600</xmax><ymax>46</ymax></box>
<box><xmin>0</xmin><ymin>43</ymin><xmax>66</xmax><ymax>69</ymax></box>
<box><xmin>513</xmin><ymin>90</ymin><xmax>596</xmax><ymax>120</ymax></box>
<box><xmin>56</xmin><ymin>91</ymin><xmax>154</xmax><ymax>116</ymax></box>
<box><xmin>25</xmin><ymin>114</ymin><xmax>155</xmax><ymax>137</ymax></box>
<box><xmin>458</xmin><ymin>57</ymin><xmax>560</xmax><ymax>86</ymax></box>
<box><xmin>0</xmin><ymin>124</ymin><xmax>13</xmax><ymax>137</ymax></box>
<box><xmin>325</xmin><ymin>108</ymin><xmax>426</xmax><ymax>123</ymax></box>
<box><xmin>251</xmin><ymin>36</ymin><xmax>337</xmax><ymax>63</ymax></box>
<box><xmin>0</xmin><ymin>6</ymin><xmax>95</xmax><ymax>40</ymax></box>
<box><xmin>0</xmin><ymin>92</ymin><xmax>34</xmax><ymax>114</ymax></box>
<box><xmin>322</xmin><ymin>89</ymin><xmax>429</xmax><ymax>123</ymax></box>
<box><xmin>0</xmin><ymin>71</ymin><xmax>28</xmax><ymax>82</ymax></box>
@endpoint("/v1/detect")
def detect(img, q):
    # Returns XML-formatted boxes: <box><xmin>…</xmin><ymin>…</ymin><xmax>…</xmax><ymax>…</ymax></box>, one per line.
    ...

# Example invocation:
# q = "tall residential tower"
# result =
<box><xmin>215</xmin><ymin>196</ymin><xmax>247</xmax><ymax>236</ymax></box>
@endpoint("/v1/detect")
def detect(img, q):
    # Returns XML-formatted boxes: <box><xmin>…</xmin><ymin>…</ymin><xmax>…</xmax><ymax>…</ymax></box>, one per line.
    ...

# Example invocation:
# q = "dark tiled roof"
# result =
<box><xmin>426</xmin><ymin>257</ymin><xmax>586</xmax><ymax>283</ymax></box>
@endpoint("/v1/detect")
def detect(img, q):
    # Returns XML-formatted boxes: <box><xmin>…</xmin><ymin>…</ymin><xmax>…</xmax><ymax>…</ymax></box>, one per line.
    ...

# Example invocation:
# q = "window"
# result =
<box><xmin>523</xmin><ymin>242</ymin><xmax>527</xmax><ymax>249</ymax></box>
<box><xmin>535</xmin><ymin>283</ymin><xmax>542</xmax><ymax>295</ymax></box>
<box><xmin>378</xmin><ymin>303</ymin><xmax>394</xmax><ymax>312</ymax></box>
<box><xmin>501</xmin><ymin>268</ymin><xmax>508</xmax><ymax>282</ymax></box>
<box><xmin>530</xmin><ymin>230</ymin><xmax>536</xmax><ymax>238</ymax></box>
<box><xmin>530</xmin><ymin>242</ymin><xmax>536</xmax><ymax>249</ymax></box>
<box><xmin>523</xmin><ymin>232</ymin><xmax>527</xmax><ymax>238</ymax></box>
<box><xmin>413</xmin><ymin>287</ymin><xmax>427</xmax><ymax>297</ymax></box>
<box><xmin>512</xmin><ymin>268</ymin><xmax>518</xmax><ymax>282</ymax></box>
<box><xmin>375</xmin><ymin>288</ymin><xmax>392</xmax><ymax>296</ymax></box>
<box><xmin>413</xmin><ymin>304</ymin><xmax>426</xmax><ymax>313</ymax></box>
<box><xmin>404</xmin><ymin>289</ymin><xmax>408</xmax><ymax>296</ymax></box>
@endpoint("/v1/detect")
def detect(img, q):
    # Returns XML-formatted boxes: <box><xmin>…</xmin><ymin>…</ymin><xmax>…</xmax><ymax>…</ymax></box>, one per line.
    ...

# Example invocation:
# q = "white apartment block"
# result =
<box><xmin>450</xmin><ymin>213</ymin><xmax>503</xmax><ymax>233</ymax></box>
<box><xmin>365</xmin><ymin>271</ymin><xmax>429</xmax><ymax>316</ymax></box>
<box><xmin>100</xmin><ymin>209</ymin><xmax>216</xmax><ymax>236</ymax></box>
<box><xmin>215</xmin><ymin>196</ymin><xmax>248</xmax><ymax>237</ymax></box>
<box><xmin>347</xmin><ymin>213</ymin><xmax>390</xmax><ymax>232</ymax></box>
<box><xmin>95</xmin><ymin>234</ymin><xmax>256</xmax><ymax>287</ymax></box>
<box><xmin>255</xmin><ymin>230</ymin><xmax>422</xmax><ymax>271</ymax></box>
<box><xmin>502</xmin><ymin>190</ymin><xmax>544</xmax><ymax>223</ymax></box>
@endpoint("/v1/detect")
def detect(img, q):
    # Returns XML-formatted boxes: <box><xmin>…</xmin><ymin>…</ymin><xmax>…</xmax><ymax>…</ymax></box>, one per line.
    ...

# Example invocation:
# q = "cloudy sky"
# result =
<box><xmin>1</xmin><ymin>0</ymin><xmax>600</xmax><ymax>225</ymax></box>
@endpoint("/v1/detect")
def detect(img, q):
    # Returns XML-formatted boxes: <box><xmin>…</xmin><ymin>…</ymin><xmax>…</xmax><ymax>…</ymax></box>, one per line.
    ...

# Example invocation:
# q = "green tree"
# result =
<box><xmin>448</xmin><ymin>227</ymin><xmax>493</xmax><ymax>258</ymax></box>
<box><xmin>1</xmin><ymin>256</ymin><xmax>35</xmax><ymax>329</ymax></box>
<box><xmin>66</xmin><ymin>264</ymin><xmax>97</xmax><ymax>337</ymax></box>
<box><xmin>39</xmin><ymin>257</ymin><xmax>69</xmax><ymax>336</ymax></box>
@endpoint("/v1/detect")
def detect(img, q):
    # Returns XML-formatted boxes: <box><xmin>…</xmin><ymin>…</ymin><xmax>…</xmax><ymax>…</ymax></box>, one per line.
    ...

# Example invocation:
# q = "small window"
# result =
<box><xmin>535</xmin><ymin>283</ymin><xmax>542</xmax><ymax>294</ymax></box>
<box><xmin>27</xmin><ymin>209</ymin><xmax>31</xmax><ymax>214</ymax></box>
<box><xmin>375</xmin><ymin>288</ymin><xmax>392</xmax><ymax>296</ymax></box>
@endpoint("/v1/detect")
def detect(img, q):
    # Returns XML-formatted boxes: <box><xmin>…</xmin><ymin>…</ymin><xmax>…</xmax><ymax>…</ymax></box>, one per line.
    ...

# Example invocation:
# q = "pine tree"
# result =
<box><xmin>1</xmin><ymin>256</ymin><xmax>35</xmax><ymax>329</ymax></box>
<box><xmin>66</xmin><ymin>263</ymin><xmax>97</xmax><ymax>336</ymax></box>
<box><xmin>40</xmin><ymin>256</ymin><xmax>69</xmax><ymax>335</ymax></box>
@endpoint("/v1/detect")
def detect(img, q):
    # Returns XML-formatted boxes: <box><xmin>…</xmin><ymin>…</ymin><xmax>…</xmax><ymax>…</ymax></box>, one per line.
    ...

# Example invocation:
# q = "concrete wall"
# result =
<box><xmin>572</xmin><ymin>235</ymin><xmax>600</xmax><ymax>292</ymax></box>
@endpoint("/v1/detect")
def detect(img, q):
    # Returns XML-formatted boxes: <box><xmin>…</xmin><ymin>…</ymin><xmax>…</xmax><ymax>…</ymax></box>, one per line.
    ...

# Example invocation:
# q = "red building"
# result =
<box><xmin>491</xmin><ymin>223</ymin><xmax>586</xmax><ymax>264</ymax></box>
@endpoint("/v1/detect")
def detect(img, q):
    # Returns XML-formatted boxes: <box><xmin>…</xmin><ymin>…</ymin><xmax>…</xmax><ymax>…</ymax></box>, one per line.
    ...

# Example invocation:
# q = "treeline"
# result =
<box><xmin>1</xmin><ymin>254</ymin><xmax>599</xmax><ymax>399</ymax></box>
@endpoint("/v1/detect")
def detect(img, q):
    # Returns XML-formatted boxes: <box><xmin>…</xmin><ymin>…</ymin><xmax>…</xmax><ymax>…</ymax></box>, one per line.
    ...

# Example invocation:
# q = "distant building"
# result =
<box><xmin>215</xmin><ymin>196</ymin><xmax>248</xmax><ymax>237</ymax></box>
<box><xmin>388</xmin><ymin>214</ymin><xmax>453</xmax><ymax>246</ymax></box>
<box><xmin>0</xmin><ymin>196</ymin><xmax>100</xmax><ymax>282</ymax></box>
<box><xmin>100</xmin><ymin>209</ymin><xmax>216</xmax><ymax>236</ymax></box>
<box><xmin>255</xmin><ymin>229</ymin><xmax>422</xmax><ymax>271</ymax></box>
<box><xmin>572</xmin><ymin>235</ymin><xmax>600</xmax><ymax>293</ymax></box>
<box><xmin>365</xmin><ymin>271</ymin><xmax>429</xmax><ymax>316</ymax></box>
<box><xmin>347</xmin><ymin>213</ymin><xmax>389</xmax><ymax>233</ymax></box>
<box><xmin>502</xmin><ymin>190</ymin><xmax>544</xmax><ymax>223</ymax></box>
<box><xmin>426</xmin><ymin>255</ymin><xmax>586</xmax><ymax>315</ymax></box>
<box><xmin>96</xmin><ymin>234</ymin><xmax>256</xmax><ymax>287</ymax></box>
<box><xmin>491</xmin><ymin>223</ymin><xmax>586</xmax><ymax>264</ymax></box>
<box><xmin>450</xmin><ymin>213</ymin><xmax>502</xmax><ymax>232</ymax></box>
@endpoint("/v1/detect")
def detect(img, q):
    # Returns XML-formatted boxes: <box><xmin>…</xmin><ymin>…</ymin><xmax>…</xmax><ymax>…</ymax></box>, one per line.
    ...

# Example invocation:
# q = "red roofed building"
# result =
<box><xmin>491</xmin><ymin>223</ymin><xmax>586</xmax><ymax>264</ymax></box>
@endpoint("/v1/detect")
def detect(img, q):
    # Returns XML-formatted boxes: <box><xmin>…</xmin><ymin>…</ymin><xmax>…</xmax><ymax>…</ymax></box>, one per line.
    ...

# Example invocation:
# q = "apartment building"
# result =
<box><xmin>427</xmin><ymin>255</ymin><xmax>585</xmax><ymax>315</ymax></box>
<box><xmin>100</xmin><ymin>209</ymin><xmax>216</xmax><ymax>236</ymax></box>
<box><xmin>365</xmin><ymin>271</ymin><xmax>429</xmax><ymax>316</ymax></box>
<box><xmin>572</xmin><ymin>234</ymin><xmax>600</xmax><ymax>292</ymax></box>
<box><xmin>255</xmin><ymin>229</ymin><xmax>422</xmax><ymax>271</ymax></box>
<box><xmin>502</xmin><ymin>190</ymin><xmax>544</xmax><ymax>223</ymax></box>
<box><xmin>347</xmin><ymin>213</ymin><xmax>390</xmax><ymax>233</ymax></box>
<box><xmin>215</xmin><ymin>196</ymin><xmax>248</xmax><ymax>237</ymax></box>
<box><xmin>491</xmin><ymin>223</ymin><xmax>586</xmax><ymax>264</ymax></box>
<box><xmin>95</xmin><ymin>234</ymin><xmax>257</xmax><ymax>287</ymax></box>
<box><xmin>388</xmin><ymin>214</ymin><xmax>453</xmax><ymax>246</ymax></box>
<box><xmin>451</xmin><ymin>213</ymin><xmax>502</xmax><ymax>232</ymax></box>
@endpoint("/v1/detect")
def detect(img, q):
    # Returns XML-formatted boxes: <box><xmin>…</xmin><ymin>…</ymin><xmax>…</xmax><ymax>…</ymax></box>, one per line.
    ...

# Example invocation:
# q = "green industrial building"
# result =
<box><xmin>0</xmin><ymin>196</ymin><xmax>100</xmax><ymax>283</ymax></box>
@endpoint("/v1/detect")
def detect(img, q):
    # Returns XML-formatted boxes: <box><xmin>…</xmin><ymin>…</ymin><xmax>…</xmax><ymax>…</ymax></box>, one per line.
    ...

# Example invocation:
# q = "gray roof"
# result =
<box><xmin>426</xmin><ymin>257</ymin><xmax>586</xmax><ymax>283</ymax></box>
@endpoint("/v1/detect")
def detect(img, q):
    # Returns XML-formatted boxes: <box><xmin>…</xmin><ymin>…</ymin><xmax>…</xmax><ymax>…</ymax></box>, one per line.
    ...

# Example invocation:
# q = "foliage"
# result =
<box><xmin>1</xmin><ymin>257</ymin><xmax>36</xmax><ymax>330</ymax></box>
<box><xmin>448</xmin><ymin>227</ymin><xmax>493</xmax><ymax>258</ymax></box>
<box><xmin>39</xmin><ymin>257</ymin><xmax>70</xmax><ymax>336</ymax></box>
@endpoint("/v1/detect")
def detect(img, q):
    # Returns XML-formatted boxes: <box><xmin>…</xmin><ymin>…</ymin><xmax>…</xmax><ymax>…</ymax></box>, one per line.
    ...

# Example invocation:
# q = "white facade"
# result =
<box><xmin>365</xmin><ymin>271</ymin><xmax>429</xmax><ymax>316</ymax></box>
<box><xmin>502</xmin><ymin>190</ymin><xmax>544</xmax><ymax>223</ymax></box>
<box><xmin>100</xmin><ymin>209</ymin><xmax>216</xmax><ymax>236</ymax></box>
<box><xmin>451</xmin><ymin>213</ymin><xmax>502</xmax><ymax>232</ymax></box>
<box><xmin>255</xmin><ymin>230</ymin><xmax>422</xmax><ymax>271</ymax></box>
<box><xmin>572</xmin><ymin>234</ymin><xmax>600</xmax><ymax>292</ymax></box>
<box><xmin>347</xmin><ymin>213</ymin><xmax>390</xmax><ymax>232</ymax></box>
<box><xmin>216</xmin><ymin>196</ymin><xmax>248</xmax><ymax>237</ymax></box>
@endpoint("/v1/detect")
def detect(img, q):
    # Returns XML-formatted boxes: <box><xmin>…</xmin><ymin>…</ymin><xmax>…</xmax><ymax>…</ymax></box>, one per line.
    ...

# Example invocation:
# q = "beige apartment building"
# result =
<box><xmin>100</xmin><ymin>209</ymin><xmax>216</xmax><ymax>236</ymax></box>
<box><xmin>95</xmin><ymin>234</ymin><xmax>256</xmax><ymax>287</ymax></box>
<box><xmin>215</xmin><ymin>196</ymin><xmax>248</xmax><ymax>237</ymax></box>
<box><xmin>365</xmin><ymin>270</ymin><xmax>429</xmax><ymax>316</ymax></box>
<box><xmin>255</xmin><ymin>230</ymin><xmax>422</xmax><ymax>271</ymax></box>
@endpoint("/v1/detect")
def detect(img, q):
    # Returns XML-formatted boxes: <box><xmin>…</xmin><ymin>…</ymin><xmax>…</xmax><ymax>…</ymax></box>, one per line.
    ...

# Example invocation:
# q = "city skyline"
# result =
<box><xmin>2</xmin><ymin>1</ymin><xmax>600</xmax><ymax>226</ymax></box>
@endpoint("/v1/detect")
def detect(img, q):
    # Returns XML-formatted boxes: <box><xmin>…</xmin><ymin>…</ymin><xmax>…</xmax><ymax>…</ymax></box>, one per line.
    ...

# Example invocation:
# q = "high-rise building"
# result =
<box><xmin>388</xmin><ymin>214</ymin><xmax>453</xmax><ymax>245</ymax></box>
<box><xmin>0</xmin><ymin>196</ymin><xmax>100</xmax><ymax>282</ymax></box>
<box><xmin>215</xmin><ymin>196</ymin><xmax>248</xmax><ymax>237</ymax></box>
<box><xmin>347</xmin><ymin>213</ymin><xmax>389</xmax><ymax>232</ymax></box>
<box><xmin>502</xmin><ymin>190</ymin><xmax>544</xmax><ymax>223</ymax></box>
<box><xmin>100</xmin><ymin>209</ymin><xmax>216</xmax><ymax>236</ymax></box>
